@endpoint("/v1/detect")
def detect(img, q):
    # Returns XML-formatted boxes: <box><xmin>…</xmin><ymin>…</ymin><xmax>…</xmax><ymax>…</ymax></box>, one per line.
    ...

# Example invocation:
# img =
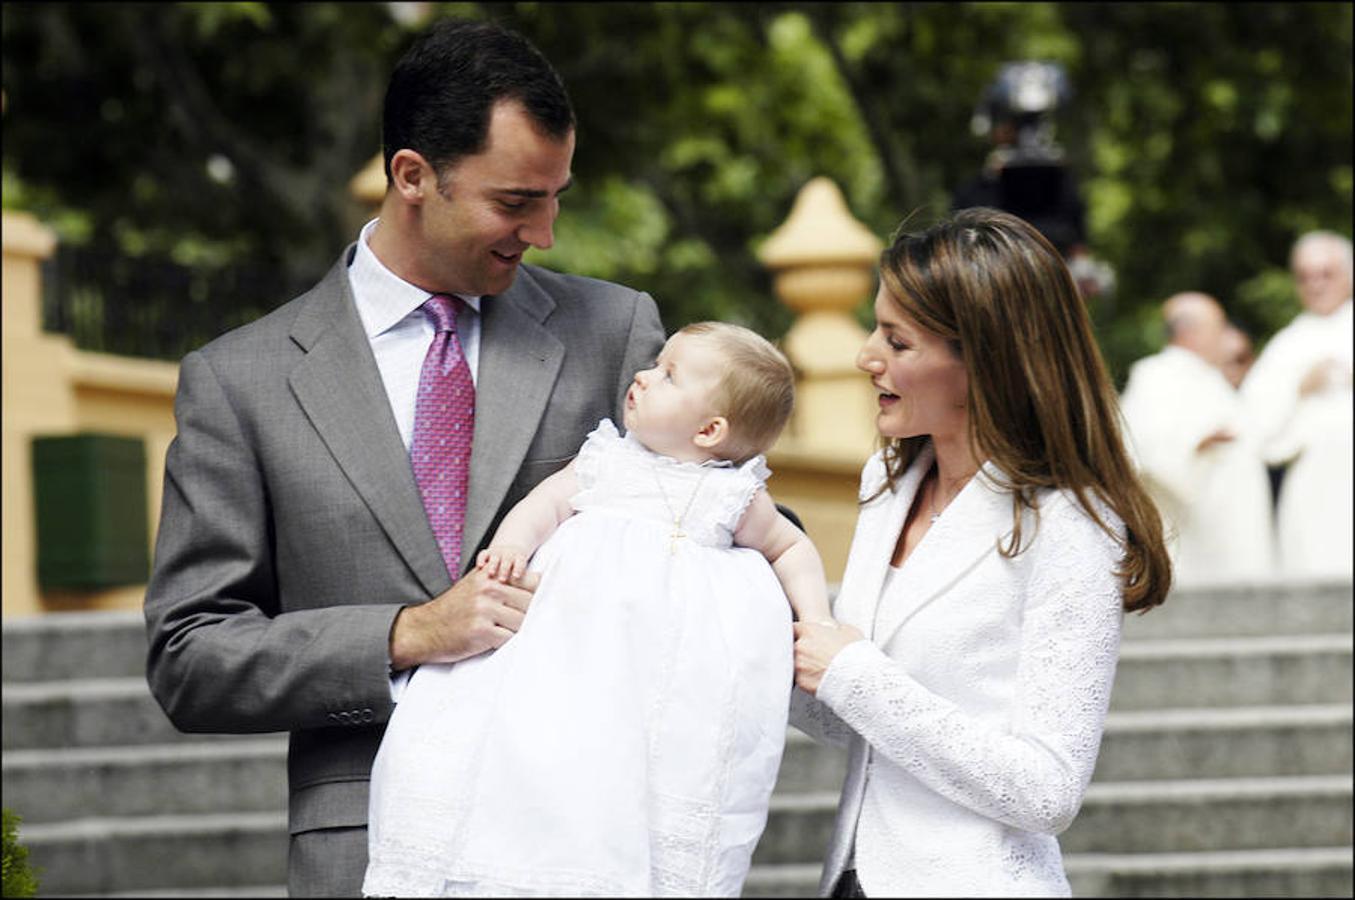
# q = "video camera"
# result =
<box><xmin>967</xmin><ymin>61</ymin><xmax>1082</xmax><ymax>257</ymax></box>
<box><xmin>971</xmin><ymin>61</ymin><xmax>1071</xmax><ymax>159</ymax></box>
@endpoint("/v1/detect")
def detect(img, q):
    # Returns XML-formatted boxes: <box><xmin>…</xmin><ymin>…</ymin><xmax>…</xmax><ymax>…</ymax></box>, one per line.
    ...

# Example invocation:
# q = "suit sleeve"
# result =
<box><xmin>789</xmin><ymin>685</ymin><xmax>854</xmax><ymax>748</ymax></box>
<box><xmin>612</xmin><ymin>290</ymin><xmax>665</xmax><ymax>419</ymax></box>
<box><xmin>144</xmin><ymin>349</ymin><xmax>403</xmax><ymax>735</ymax></box>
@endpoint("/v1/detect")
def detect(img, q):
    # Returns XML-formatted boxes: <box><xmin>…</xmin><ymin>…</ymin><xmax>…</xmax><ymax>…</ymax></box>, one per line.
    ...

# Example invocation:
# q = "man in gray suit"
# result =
<box><xmin>143</xmin><ymin>18</ymin><xmax>665</xmax><ymax>896</ymax></box>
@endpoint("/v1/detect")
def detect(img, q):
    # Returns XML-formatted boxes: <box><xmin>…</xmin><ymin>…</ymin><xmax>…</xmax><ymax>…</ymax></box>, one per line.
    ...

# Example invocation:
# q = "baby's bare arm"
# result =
<box><xmin>477</xmin><ymin>462</ymin><xmax>580</xmax><ymax>581</ymax></box>
<box><xmin>734</xmin><ymin>490</ymin><xmax>834</xmax><ymax>623</ymax></box>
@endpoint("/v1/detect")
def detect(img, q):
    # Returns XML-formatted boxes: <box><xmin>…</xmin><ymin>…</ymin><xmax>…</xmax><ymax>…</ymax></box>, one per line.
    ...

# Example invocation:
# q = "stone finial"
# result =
<box><xmin>349</xmin><ymin>153</ymin><xmax>387</xmax><ymax>210</ymax></box>
<box><xmin>759</xmin><ymin>178</ymin><xmax>883</xmax><ymax>319</ymax></box>
<box><xmin>758</xmin><ymin>177</ymin><xmax>882</xmax><ymax>270</ymax></box>
<box><xmin>760</xmin><ymin>177</ymin><xmax>882</xmax><ymax>459</ymax></box>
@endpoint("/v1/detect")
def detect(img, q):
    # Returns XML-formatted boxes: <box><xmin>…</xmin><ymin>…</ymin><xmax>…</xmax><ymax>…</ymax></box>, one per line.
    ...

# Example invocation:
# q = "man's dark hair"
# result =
<box><xmin>382</xmin><ymin>18</ymin><xmax>575</xmax><ymax>185</ymax></box>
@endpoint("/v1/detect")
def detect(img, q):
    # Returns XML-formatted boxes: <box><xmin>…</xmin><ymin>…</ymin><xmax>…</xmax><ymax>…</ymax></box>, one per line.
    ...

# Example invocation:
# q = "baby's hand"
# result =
<box><xmin>476</xmin><ymin>546</ymin><xmax>530</xmax><ymax>583</ymax></box>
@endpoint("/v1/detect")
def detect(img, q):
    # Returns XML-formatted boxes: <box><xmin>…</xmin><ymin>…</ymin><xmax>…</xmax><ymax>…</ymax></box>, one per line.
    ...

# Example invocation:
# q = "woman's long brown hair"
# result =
<box><xmin>873</xmin><ymin>208</ymin><xmax>1171</xmax><ymax>613</ymax></box>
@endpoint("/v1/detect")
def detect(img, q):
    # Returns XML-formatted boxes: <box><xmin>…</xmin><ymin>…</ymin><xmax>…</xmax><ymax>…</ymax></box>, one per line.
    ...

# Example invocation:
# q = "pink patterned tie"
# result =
<box><xmin>410</xmin><ymin>294</ymin><xmax>475</xmax><ymax>578</ymax></box>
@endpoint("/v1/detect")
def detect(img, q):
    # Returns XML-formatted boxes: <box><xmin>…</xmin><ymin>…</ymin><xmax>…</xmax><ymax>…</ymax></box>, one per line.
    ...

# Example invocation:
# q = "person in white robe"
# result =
<box><xmin>1240</xmin><ymin>231</ymin><xmax>1353</xmax><ymax>580</ymax></box>
<box><xmin>1120</xmin><ymin>292</ymin><xmax>1276</xmax><ymax>586</ymax></box>
<box><xmin>1219</xmin><ymin>323</ymin><xmax>1255</xmax><ymax>390</ymax></box>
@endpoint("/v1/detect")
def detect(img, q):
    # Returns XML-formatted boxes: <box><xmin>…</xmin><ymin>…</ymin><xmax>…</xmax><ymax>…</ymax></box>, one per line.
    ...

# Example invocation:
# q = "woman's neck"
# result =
<box><xmin>930</xmin><ymin>432</ymin><xmax>980</xmax><ymax>498</ymax></box>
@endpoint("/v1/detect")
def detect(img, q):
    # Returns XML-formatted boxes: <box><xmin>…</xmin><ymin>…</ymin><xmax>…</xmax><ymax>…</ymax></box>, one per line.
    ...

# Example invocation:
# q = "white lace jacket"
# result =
<box><xmin>791</xmin><ymin>442</ymin><xmax>1125</xmax><ymax>897</ymax></box>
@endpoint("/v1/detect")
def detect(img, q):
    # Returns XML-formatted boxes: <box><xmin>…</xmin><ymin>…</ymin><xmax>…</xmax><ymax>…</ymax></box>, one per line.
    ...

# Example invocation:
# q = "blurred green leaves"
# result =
<box><xmin>2</xmin><ymin>1</ymin><xmax>1350</xmax><ymax>382</ymax></box>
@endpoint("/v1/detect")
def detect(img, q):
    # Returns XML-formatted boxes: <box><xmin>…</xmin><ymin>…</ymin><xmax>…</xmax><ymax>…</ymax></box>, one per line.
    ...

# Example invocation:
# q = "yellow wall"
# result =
<box><xmin>2</xmin><ymin>211</ymin><xmax>178</xmax><ymax>618</ymax></box>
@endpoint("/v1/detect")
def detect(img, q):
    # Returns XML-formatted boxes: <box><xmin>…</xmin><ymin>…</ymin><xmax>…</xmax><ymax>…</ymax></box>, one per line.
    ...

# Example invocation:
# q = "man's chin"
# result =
<box><xmin>480</xmin><ymin>267</ymin><xmax>519</xmax><ymax>297</ymax></box>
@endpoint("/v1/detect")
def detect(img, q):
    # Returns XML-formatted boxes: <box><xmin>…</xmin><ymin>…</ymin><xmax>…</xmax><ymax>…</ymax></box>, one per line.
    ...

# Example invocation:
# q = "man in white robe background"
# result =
<box><xmin>1120</xmin><ymin>292</ymin><xmax>1276</xmax><ymax>586</ymax></box>
<box><xmin>1239</xmin><ymin>231</ymin><xmax>1353</xmax><ymax>580</ymax></box>
<box><xmin>1219</xmin><ymin>323</ymin><xmax>1256</xmax><ymax>390</ymax></box>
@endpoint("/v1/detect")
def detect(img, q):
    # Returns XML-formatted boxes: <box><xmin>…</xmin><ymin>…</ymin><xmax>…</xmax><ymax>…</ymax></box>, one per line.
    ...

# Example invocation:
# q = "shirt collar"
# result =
<box><xmin>349</xmin><ymin>218</ymin><xmax>482</xmax><ymax>338</ymax></box>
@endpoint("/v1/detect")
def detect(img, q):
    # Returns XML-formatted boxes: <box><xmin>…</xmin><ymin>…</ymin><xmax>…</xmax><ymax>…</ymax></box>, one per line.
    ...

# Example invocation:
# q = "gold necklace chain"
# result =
<box><xmin>652</xmin><ymin>463</ymin><xmax>711</xmax><ymax>554</ymax></box>
<box><xmin>928</xmin><ymin>466</ymin><xmax>977</xmax><ymax>524</ymax></box>
<box><xmin>928</xmin><ymin>473</ymin><xmax>943</xmax><ymax>524</ymax></box>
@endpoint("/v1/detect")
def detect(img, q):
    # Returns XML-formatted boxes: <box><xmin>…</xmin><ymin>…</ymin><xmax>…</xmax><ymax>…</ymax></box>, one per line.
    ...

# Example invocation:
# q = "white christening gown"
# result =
<box><xmin>364</xmin><ymin>419</ymin><xmax>794</xmax><ymax>897</ymax></box>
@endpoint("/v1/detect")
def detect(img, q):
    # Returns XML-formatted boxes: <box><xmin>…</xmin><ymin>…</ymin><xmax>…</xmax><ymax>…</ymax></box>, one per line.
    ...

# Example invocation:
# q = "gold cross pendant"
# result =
<box><xmin>669</xmin><ymin>518</ymin><xmax>685</xmax><ymax>555</ymax></box>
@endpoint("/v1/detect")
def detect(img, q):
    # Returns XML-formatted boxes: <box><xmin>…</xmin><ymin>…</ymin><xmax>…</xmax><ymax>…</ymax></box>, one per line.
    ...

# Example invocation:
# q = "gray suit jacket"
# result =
<box><xmin>144</xmin><ymin>248</ymin><xmax>664</xmax><ymax>842</ymax></box>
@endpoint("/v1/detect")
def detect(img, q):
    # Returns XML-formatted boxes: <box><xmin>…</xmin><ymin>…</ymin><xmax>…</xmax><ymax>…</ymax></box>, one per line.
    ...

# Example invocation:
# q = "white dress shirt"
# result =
<box><xmin>347</xmin><ymin>218</ymin><xmax>483</xmax><ymax>700</ymax></box>
<box><xmin>347</xmin><ymin>218</ymin><xmax>482</xmax><ymax>448</ymax></box>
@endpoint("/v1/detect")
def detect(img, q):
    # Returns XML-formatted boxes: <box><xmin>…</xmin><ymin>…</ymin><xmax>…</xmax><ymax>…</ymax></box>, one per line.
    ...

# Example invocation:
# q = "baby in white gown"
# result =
<box><xmin>364</xmin><ymin>322</ymin><xmax>834</xmax><ymax>897</ymax></box>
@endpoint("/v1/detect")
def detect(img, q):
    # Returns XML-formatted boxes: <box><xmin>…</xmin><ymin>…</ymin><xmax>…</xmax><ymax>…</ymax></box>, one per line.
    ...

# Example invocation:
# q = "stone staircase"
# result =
<box><xmin>2</xmin><ymin>611</ymin><xmax>288</xmax><ymax>897</ymax></box>
<box><xmin>3</xmin><ymin>581</ymin><xmax>1351</xmax><ymax>897</ymax></box>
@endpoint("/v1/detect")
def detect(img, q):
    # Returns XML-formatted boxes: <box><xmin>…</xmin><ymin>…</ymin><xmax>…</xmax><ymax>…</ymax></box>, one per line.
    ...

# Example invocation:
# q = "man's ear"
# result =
<box><xmin>693</xmin><ymin>416</ymin><xmax>730</xmax><ymax>452</ymax></box>
<box><xmin>389</xmin><ymin>149</ymin><xmax>435</xmax><ymax>205</ymax></box>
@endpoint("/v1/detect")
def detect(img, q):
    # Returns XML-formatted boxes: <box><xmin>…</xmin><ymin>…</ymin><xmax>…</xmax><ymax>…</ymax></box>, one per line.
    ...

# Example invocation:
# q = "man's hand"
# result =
<box><xmin>1195</xmin><ymin>428</ymin><xmax>1236</xmax><ymax>453</ymax></box>
<box><xmin>388</xmin><ymin>567</ymin><xmax>540</xmax><ymax>672</ymax></box>
<box><xmin>793</xmin><ymin>619</ymin><xmax>865</xmax><ymax>696</ymax></box>
<box><xmin>1299</xmin><ymin>358</ymin><xmax>1352</xmax><ymax>398</ymax></box>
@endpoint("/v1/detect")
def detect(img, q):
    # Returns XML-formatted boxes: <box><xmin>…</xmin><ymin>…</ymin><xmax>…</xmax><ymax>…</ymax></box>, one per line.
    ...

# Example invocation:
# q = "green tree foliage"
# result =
<box><xmin>3</xmin><ymin>2</ymin><xmax>1350</xmax><ymax>381</ymax></box>
<box><xmin>1060</xmin><ymin>1</ymin><xmax>1353</xmax><ymax>377</ymax></box>
<box><xmin>487</xmin><ymin>1</ymin><xmax>886</xmax><ymax>338</ymax></box>
<box><xmin>2</xmin><ymin>809</ymin><xmax>39</xmax><ymax>898</ymax></box>
<box><xmin>2</xmin><ymin>1</ymin><xmax>404</xmax><ymax>287</ymax></box>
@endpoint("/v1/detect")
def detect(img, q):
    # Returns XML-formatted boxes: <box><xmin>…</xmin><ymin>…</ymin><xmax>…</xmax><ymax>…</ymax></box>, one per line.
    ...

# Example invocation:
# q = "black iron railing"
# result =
<box><xmin>41</xmin><ymin>244</ymin><xmax>314</xmax><ymax>362</ymax></box>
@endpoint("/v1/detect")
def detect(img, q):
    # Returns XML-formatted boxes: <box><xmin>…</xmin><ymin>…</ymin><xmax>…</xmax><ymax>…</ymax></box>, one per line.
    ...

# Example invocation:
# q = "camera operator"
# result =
<box><xmin>953</xmin><ymin>61</ymin><xmax>1112</xmax><ymax>299</ymax></box>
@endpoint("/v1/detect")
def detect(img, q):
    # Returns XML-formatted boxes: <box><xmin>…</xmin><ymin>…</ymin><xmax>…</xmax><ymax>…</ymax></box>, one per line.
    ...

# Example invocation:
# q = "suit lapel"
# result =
<box><xmin>463</xmin><ymin>267</ymin><xmax>565</xmax><ymax>571</ymax></box>
<box><xmin>287</xmin><ymin>252</ymin><xmax>450</xmax><ymax>597</ymax></box>
<box><xmin>871</xmin><ymin>458</ymin><xmax>1014</xmax><ymax>649</ymax></box>
<box><xmin>835</xmin><ymin>445</ymin><xmax>933</xmax><ymax>636</ymax></box>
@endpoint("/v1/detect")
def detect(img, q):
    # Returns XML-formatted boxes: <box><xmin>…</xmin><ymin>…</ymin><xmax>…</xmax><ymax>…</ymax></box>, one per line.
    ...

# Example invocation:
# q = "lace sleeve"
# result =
<box><xmin>816</xmin><ymin>496</ymin><xmax>1124</xmax><ymax>835</ymax></box>
<box><xmin>714</xmin><ymin>453</ymin><xmax>772</xmax><ymax>534</ymax></box>
<box><xmin>572</xmin><ymin>418</ymin><xmax>619</xmax><ymax>491</ymax></box>
<box><xmin>788</xmin><ymin>685</ymin><xmax>853</xmax><ymax>748</ymax></box>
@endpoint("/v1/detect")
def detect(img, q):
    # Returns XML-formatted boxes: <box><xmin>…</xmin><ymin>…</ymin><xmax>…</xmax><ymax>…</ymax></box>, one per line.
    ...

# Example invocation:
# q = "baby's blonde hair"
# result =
<box><xmin>678</xmin><ymin>322</ymin><xmax>795</xmax><ymax>464</ymax></box>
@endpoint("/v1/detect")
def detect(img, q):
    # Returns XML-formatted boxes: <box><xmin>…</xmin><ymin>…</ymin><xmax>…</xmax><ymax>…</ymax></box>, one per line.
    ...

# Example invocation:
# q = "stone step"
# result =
<box><xmin>9</xmin><ymin>628</ymin><xmax>1346</xmax><ymax>751</ymax></box>
<box><xmin>8</xmin><ymin>703</ymin><xmax>1346</xmax><ymax>826</ymax></box>
<box><xmin>1064</xmin><ymin>775</ymin><xmax>1354</xmax><ymax>855</ymax></box>
<box><xmin>67</xmin><ymin>887</ymin><xmax>288</xmax><ymax>899</ymax></box>
<box><xmin>777</xmin><ymin>704</ymin><xmax>1354</xmax><ymax>794</ymax></box>
<box><xmin>2</xmin><ymin>739</ymin><xmax>288</xmax><ymax>824</ymax></box>
<box><xmin>2</xmin><ymin>610</ymin><xmax>146</xmax><ymax>683</ymax></box>
<box><xmin>742</xmin><ymin>848</ymin><xmax>1355</xmax><ymax>898</ymax></box>
<box><xmin>1110</xmin><ymin>633</ymin><xmax>1352</xmax><ymax>710</ymax></box>
<box><xmin>39</xmin><ymin>849</ymin><xmax>1355</xmax><ymax>900</ymax></box>
<box><xmin>18</xmin><ymin>781</ymin><xmax>1353</xmax><ymax>896</ymax></box>
<box><xmin>1093</xmin><ymin>704</ymin><xmax>1353</xmax><ymax>782</ymax></box>
<box><xmin>1124</xmin><ymin>581</ymin><xmax>1352</xmax><ymax>639</ymax></box>
<box><xmin>2</xmin><ymin>581</ymin><xmax>1348</xmax><ymax>687</ymax></box>
<box><xmin>751</xmin><ymin>775</ymin><xmax>1354</xmax><ymax>864</ymax></box>
<box><xmin>772</xmin><ymin>731</ymin><xmax>849</xmax><ymax>795</ymax></box>
<box><xmin>1065</xmin><ymin>846</ymin><xmax>1355</xmax><ymax>898</ymax></box>
<box><xmin>742</xmin><ymin>862</ymin><xmax>821</xmax><ymax>897</ymax></box>
<box><xmin>19</xmin><ymin>812</ymin><xmax>287</xmax><ymax>896</ymax></box>
<box><xmin>3</xmin><ymin>677</ymin><xmax>194</xmax><ymax>750</ymax></box>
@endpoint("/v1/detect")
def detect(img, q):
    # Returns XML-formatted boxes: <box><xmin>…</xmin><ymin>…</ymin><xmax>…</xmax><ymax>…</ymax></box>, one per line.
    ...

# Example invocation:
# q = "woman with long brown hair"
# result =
<box><xmin>792</xmin><ymin>207</ymin><xmax>1171</xmax><ymax>897</ymax></box>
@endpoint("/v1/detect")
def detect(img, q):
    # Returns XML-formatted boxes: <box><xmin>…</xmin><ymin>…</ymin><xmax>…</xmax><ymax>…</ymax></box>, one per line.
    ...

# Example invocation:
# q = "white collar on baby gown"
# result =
<box><xmin>620</xmin><ymin>429</ymin><xmax>737</xmax><ymax>469</ymax></box>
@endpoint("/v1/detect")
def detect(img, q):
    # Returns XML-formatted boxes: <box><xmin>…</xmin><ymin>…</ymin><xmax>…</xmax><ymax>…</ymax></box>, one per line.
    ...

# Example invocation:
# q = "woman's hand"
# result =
<box><xmin>793</xmin><ymin>619</ymin><xmax>866</xmax><ymax>695</ymax></box>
